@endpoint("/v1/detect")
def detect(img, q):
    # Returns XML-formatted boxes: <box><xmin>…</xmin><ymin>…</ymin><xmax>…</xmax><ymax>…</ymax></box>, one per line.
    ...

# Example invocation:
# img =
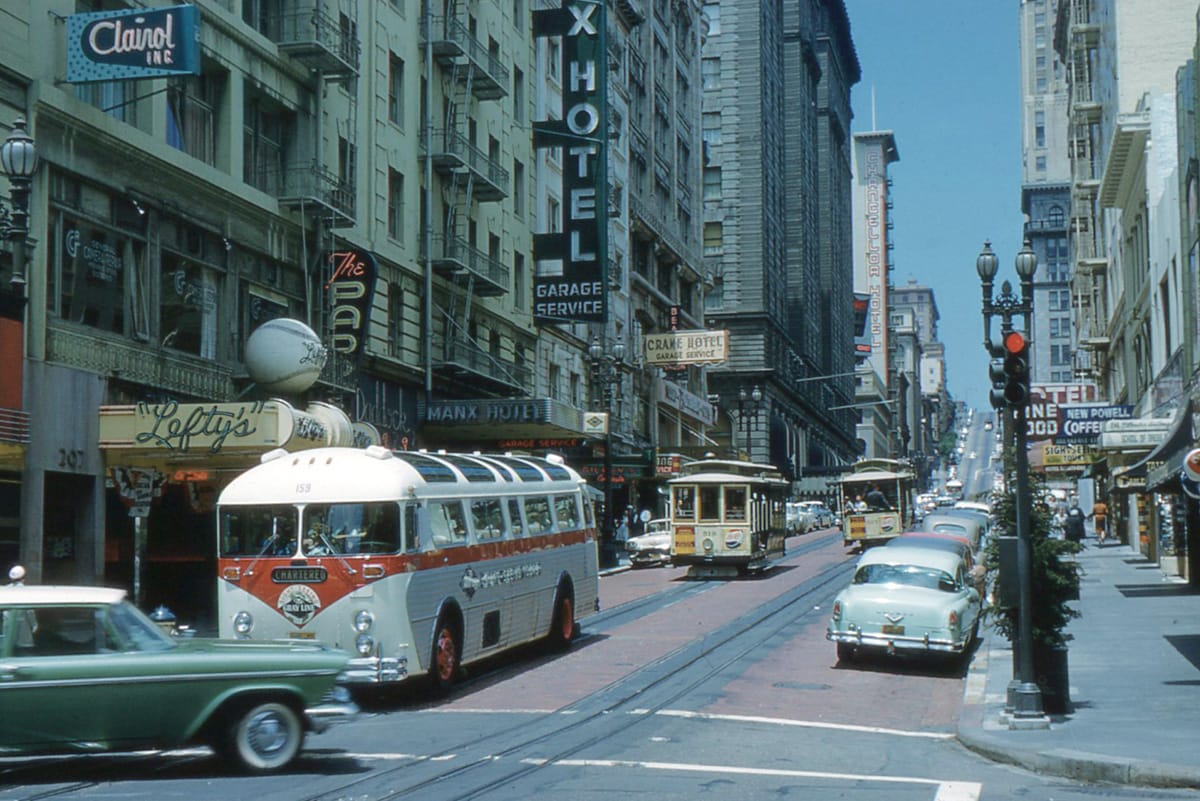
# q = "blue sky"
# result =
<box><xmin>842</xmin><ymin>1</ymin><xmax>1028</xmax><ymax>413</ymax></box>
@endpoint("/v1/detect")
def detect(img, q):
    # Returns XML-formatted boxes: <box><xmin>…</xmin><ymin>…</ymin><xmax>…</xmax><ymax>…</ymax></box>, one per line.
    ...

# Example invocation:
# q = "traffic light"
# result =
<box><xmin>988</xmin><ymin>345</ymin><xmax>1007</xmax><ymax>410</ymax></box>
<box><xmin>1002</xmin><ymin>330</ymin><xmax>1030</xmax><ymax>407</ymax></box>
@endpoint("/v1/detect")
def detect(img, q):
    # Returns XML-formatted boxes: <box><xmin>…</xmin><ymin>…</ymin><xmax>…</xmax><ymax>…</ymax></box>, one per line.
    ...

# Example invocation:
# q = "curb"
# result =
<box><xmin>955</xmin><ymin>632</ymin><xmax>1200</xmax><ymax>789</ymax></box>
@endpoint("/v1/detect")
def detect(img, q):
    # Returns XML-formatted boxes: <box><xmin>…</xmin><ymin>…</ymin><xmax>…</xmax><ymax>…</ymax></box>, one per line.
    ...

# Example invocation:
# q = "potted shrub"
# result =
<box><xmin>982</xmin><ymin>468</ymin><xmax>1083</xmax><ymax>714</ymax></box>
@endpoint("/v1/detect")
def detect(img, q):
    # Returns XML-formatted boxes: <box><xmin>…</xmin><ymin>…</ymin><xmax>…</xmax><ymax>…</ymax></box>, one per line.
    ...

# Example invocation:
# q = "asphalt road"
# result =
<box><xmin>2</xmin><ymin>528</ymin><xmax>1196</xmax><ymax>800</ymax></box>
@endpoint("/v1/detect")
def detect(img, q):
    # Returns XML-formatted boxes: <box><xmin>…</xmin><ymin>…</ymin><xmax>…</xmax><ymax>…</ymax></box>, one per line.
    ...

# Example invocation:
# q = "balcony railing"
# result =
<box><xmin>270</xmin><ymin>161</ymin><xmax>356</xmax><ymax>228</ymax></box>
<box><xmin>423</xmin><ymin>129</ymin><xmax>509</xmax><ymax>201</ymax></box>
<box><xmin>422</xmin><ymin>15</ymin><xmax>508</xmax><ymax>100</ymax></box>
<box><xmin>434</xmin><ymin>338</ymin><xmax>530</xmax><ymax>396</ymax></box>
<box><xmin>271</xmin><ymin>4</ymin><xmax>360</xmax><ymax>77</ymax></box>
<box><xmin>422</xmin><ymin>234</ymin><xmax>509</xmax><ymax>296</ymax></box>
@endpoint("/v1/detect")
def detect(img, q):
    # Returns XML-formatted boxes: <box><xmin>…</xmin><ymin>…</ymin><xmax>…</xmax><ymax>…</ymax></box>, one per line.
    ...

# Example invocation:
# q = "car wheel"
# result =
<box><xmin>836</xmin><ymin>642</ymin><xmax>856</xmax><ymax>664</ymax></box>
<box><xmin>431</xmin><ymin>617</ymin><xmax>461</xmax><ymax>694</ymax></box>
<box><xmin>222</xmin><ymin>700</ymin><xmax>304</xmax><ymax>773</ymax></box>
<box><xmin>548</xmin><ymin>584</ymin><xmax>575</xmax><ymax>649</ymax></box>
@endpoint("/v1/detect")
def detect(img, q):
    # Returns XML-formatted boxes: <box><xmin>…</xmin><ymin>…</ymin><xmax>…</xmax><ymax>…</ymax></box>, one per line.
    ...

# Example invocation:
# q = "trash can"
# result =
<box><xmin>1034</xmin><ymin>643</ymin><xmax>1071</xmax><ymax>715</ymax></box>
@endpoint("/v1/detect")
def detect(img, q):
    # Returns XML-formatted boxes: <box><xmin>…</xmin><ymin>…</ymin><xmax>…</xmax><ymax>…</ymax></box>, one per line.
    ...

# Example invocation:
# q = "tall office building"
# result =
<box><xmin>701</xmin><ymin>0</ymin><xmax>860</xmax><ymax>479</ymax></box>
<box><xmin>1019</xmin><ymin>0</ymin><xmax>1074</xmax><ymax>386</ymax></box>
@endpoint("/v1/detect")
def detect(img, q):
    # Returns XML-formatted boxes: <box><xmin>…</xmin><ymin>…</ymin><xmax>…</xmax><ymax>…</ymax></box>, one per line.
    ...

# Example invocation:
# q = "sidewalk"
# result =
<box><xmin>957</xmin><ymin>538</ymin><xmax>1200</xmax><ymax>788</ymax></box>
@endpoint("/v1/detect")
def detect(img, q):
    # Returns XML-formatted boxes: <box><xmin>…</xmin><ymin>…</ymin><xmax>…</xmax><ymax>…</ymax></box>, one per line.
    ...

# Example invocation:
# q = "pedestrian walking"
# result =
<box><xmin>1064</xmin><ymin>500</ymin><xmax>1086</xmax><ymax>544</ymax></box>
<box><xmin>1091</xmin><ymin>498</ymin><xmax>1110</xmax><ymax>545</ymax></box>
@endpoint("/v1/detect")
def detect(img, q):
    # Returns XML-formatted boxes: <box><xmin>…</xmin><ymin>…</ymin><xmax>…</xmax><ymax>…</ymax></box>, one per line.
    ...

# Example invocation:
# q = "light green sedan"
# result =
<box><xmin>0</xmin><ymin>583</ymin><xmax>357</xmax><ymax>772</ymax></box>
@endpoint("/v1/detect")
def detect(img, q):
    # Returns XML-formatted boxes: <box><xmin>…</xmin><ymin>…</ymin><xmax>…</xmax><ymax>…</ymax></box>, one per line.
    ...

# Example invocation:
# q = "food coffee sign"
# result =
<box><xmin>531</xmin><ymin>1</ymin><xmax>606</xmax><ymax>323</ymax></box>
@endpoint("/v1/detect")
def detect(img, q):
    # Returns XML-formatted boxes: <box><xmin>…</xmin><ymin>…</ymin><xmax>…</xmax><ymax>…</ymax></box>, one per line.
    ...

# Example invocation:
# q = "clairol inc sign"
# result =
<box><xmin>531</xmin><ymin>2</ymin><xmax>606</xmax><ymax>324</ymax></box>
<box><xmin>67</xmin><ymin>4</ymin><xmax>201</xmax><ymax>84</ymax></box>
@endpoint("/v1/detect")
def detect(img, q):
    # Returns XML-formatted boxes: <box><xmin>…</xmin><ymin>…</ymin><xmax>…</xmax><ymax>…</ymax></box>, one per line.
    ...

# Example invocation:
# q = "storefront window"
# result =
<box><xmin>161</xmin><ymin>256</ymin><xmax>220</xmax><ymax>358</ymax></box>
<box><xmin>50</xmin><ymin>211</ymin><xmax>149</xmax><ymax>338</ymax></box>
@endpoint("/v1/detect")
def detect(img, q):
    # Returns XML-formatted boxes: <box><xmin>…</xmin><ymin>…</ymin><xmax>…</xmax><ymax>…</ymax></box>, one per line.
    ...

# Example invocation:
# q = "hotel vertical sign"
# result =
<box><xmin>531</xmin><ymin>1</ymin><xmax>607</xmax><ymax>323</ymax></box>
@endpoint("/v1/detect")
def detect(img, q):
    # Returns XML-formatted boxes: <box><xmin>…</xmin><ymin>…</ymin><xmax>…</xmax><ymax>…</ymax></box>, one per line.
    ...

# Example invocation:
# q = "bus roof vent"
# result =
<box><xmin>546</xmin><ymin>453</ymin><xmax>566</xmax><ymax>465</ymax></box>
<box><xmin>365</xmin><ymin>445</ymin><xmax>392</xmax><ymax>460</ymax></box>
<box><xmin>260</xmin><ymin>448</ymin><xmax>289</xmax><ymax>464</ymax></box>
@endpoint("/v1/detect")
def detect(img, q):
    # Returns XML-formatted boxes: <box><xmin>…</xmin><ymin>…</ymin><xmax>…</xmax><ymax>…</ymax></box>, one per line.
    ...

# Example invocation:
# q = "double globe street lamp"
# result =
<box><xmin>589</xmin><ymin>335</ymin><xmax>625</xmax><ymax>567</ymax></box>
<box><xmin>1</xmin><ymin>116</ymin><xmax>39</xmax><ymax>290</ymax></box>
<box><xmin>976</xmin><ymin>238</ymin><xmax>1045</xmax><ymax>723</ymax></box>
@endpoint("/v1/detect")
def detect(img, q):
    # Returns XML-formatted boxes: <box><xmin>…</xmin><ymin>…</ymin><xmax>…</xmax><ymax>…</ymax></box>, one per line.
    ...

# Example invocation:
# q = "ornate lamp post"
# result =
<box><xmin>589</xmin><ymin>334</ymin><xmax>625</xmax><ymax>567</ymax></box>
<box><xmin>977</xmin><ymin>238</ymin><xmax>1044</xmax><ymax>722</ymax></box>
<box><xmin>0</xmin><ymin>117</ymin><xmax>38</xmax><ymax>289</ymax></box>
<box><xmin>734</xmin><ymin>385</ymin><xmax>763</xmax><ymax>459</ymax></box>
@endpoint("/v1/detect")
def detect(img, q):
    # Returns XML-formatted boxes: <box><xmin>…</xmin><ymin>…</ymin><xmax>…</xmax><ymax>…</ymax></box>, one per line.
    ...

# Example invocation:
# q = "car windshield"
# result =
<box><xmin>109</xmin><ymin>601</ymin><xmax>176</xmax><ymax>652</ymax></box>
<box><xmin>853</xmin><ymin>563</ymin><xmax>957</xmax><ymax>592</ymax></box>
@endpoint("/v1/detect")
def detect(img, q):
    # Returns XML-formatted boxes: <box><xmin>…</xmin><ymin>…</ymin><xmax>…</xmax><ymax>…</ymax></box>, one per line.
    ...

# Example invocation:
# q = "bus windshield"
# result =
<box><xmin>220</xmin><ymin>502</ymin><xmax>407</xmax><ymax>557</ymax></box>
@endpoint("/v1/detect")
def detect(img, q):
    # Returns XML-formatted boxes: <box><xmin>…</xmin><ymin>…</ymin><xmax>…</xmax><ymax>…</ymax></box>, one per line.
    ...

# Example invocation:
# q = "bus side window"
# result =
<box><xmin>403</xmin><ymin>504</ymin><xmax>418</xmax><ymax>551</ymax></box>
<box><xmin>472</xmin><ymin>498</ymin><xmax>504</xmax><ymax>540</ymax></box>
<box><xmin>525</xmin><ymin>496</ymin><xmax>553</xmax><ymax>534</ymax></box>
<box><xmin>428</xmin><ymin>501</ymin><xmax>468</xmax><ymax>546</ymax></box>
<box><xmin>553</xmin><ymin>494</ymin><xmax>580</xmax><ymax>530</ymax></box>
<box><xmin>506</xmin><ymin>498</ymin><xmax>525</xmax><ymax>537</ymax></box>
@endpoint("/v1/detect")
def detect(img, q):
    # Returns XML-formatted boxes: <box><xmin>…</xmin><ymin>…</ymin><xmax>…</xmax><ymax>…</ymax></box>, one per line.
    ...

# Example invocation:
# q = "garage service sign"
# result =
<box><xmin>643</xmin><ymin>330</ymin><xmax>729</xmax><ymax>366</ymax></box>
<box><xmin>67</xmin><ymin>5</ymin><xmax>201</xmax><ymax>83</ymax></box>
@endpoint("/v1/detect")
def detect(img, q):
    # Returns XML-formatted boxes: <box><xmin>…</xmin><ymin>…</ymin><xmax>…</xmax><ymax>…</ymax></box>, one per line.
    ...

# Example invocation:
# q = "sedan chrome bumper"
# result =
<box><xmin>827</xmin><ymin>629</ymin><xmax>966</xmax><ymax>654</ymax></box>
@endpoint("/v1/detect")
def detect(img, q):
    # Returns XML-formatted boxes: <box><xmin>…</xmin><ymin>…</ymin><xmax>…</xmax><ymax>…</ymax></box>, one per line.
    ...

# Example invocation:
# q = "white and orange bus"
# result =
<box><xmin>667</xmin><ymin>459</ymin><xmax>789</xmax><ymax>577</ymax></box>
<box><xmin>216</xmin><ymin>446</ymin><xmax>599</xmax><ymax>691</ymax></box>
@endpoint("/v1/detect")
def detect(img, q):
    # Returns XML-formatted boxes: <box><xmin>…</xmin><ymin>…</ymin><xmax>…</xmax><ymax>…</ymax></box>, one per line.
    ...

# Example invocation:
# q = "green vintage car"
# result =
<box><xmin>0</xmin><ymin>582</ymin><xmax>357</xmax><ymax>772</ymax></box>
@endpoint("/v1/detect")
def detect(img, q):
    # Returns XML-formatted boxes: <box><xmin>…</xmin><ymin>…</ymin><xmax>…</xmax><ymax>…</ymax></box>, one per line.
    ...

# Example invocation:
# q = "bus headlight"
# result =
<box><xmin>355</xmin><ymin>634</ymin><xmax>375</xmax><ymax>656</ymax></box>
<box><xmin>233</xmin><ymin>611</ymin><xmax>253</xmax><ymax>638</ymax></box>
<box><xmin>354</xmin><ymin>610</ymin><xmax>375</xmax><ymax>633</ymax></box>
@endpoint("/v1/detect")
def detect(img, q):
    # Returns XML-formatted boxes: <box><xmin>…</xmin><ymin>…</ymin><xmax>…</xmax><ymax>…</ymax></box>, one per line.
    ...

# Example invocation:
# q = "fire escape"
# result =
<box><xmin>1062</xmin><ymin>0</ymin><xmax>1108</xmax><ymax>383</ymax></box>
<box><xmin>421</xmin><ymin>7</ymin><xmax>527</xmax><ymax>396</ymax></box>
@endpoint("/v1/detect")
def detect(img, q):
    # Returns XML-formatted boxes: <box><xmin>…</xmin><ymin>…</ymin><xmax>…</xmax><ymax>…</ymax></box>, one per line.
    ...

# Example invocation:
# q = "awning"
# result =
<box><xmin>1118</xmin><ymin>400</ymin><xmax>1194</xmax><ymax>492</ymax></box>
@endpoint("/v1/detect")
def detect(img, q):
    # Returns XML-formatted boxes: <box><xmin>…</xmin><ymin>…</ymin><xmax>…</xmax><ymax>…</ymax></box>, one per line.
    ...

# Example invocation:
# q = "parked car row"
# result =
<box><xmin>786</xmin><ymin>500</ymin><xmax>837</xmax><ymax>534</ymax></box>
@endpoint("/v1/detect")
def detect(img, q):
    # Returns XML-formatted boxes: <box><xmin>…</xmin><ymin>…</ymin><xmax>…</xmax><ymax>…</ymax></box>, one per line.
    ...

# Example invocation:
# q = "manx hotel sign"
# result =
<box><xmin>532</xmin><ymin>1</ymin><xmax>606</xmax><ymax>323</ymax></box>
<box><xmin>67</xmin><ymin>4</ymin><xmax>201</xmax><ymax>83</ymax></box>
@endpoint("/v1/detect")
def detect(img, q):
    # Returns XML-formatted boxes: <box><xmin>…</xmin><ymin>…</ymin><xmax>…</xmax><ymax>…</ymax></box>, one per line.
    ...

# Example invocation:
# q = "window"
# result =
<box><xmin>702</xmin><ymin>2</ymin><xmax>719</xmax><ymax>35</ymax></box>
<box><xmin>506</xmin><ymin>498</ymin><xmax>524</xmax><ymax>536</ymax></box>
<box><xmin>167</xmin><ymin>73</ymin><xmax>222</xmax><ymax>165</ymax></box>
<box><xmin>673</xmin><ymin>486</ymin><xmax>695</xmax><ymax>520</ymax></box>
<box><xmin>388</xmin><ymin>282</ymin><xmax>404</xmax><ymax>357</ymax></box>
<box><xmin>428</xmin><ymin>500</ymin><xmax>469</xmax><ymax>546</ymax></box>
<box><xmin>1035</xmin><ymin>110</ymin><xmax>1045</xmax><ymax>147</ymax></box>
<box><xmin>243</xmin><ymin>96</ymin><xmax>289</xmax><ymax>193</ymax></box>
<box><xmin>50</xmin><ymin>207</ymin><xmax>150</xmax><ymax>339</ymax></box>
<box><xmin>548</xmin><ymin>195</ymin><xmax>561</xmax><ymax>233</ymax></box>
<box><xmin>388</xmin><ymin>53</ymin><xmax>405</xmax><ymax>126</ymax></box>
<box><xmin>553</xmin><ymin>494</ymin><xmax>580</xmax><ymax>529</ymax></box>
<box><xmin>513</xmin><ymin>159</ymin><xmax>525</xmax><ymax>218</ymax></box>
<box><xmin>471</xmin><ymin>498</ymin><xmax>504</xmax><ymax>540</ymax></box>
<box><xmin>160</xmin><ymin>254</ymin><xmax>220</xmax><ymax>358</ymax></box>
<box><xmin>547</xmin><ymin>39</ymin><xmax>560</xmax><ymax>83</ymax></box>
<box><xmin>1036</xmin><ymin>156</ymin><xmax>1047</xmax><ymax>172</ymax></box>
<box><xmin>699</xmin><ymin>485</ymin><xmax>720</xmax><ymax>521</ymax></box>
<box><xmin>724</xmin><ymin>486</ymin><xmax>747</xmax><ymax>521</ymax></box>
<box><xmin>548</xmin><ymin>362</ymin><xmax>561</xmax><ymax>400</ymax></box>
<box><xmin>513</xmin><ymin>250</ymin><xmax>526</xmax><ymax>309</ymax></box>
<box><xmin>524</xmin><ymin>496</ymin><xmax>553</xmax><ymax>533</ymax></box>
<box><xmin>702</xmin><ymin>112</ymin><xmax>722</xmax><ymax>145</ymax></box>
<box><xmin>702</xmin><ymin>57</ymin><xmax>720</xmax><ymax>90</ymax></box>
<box><xmin>703</xmin><ymin>221</ymin><xmax>723</xmax><ymax>255</ymax></box>
<box><xmin>703</xmin><ymin>166</ymin><xmax>721</xmax><ymax>199</ymax></box>
<box><xmin>513</xmin><ymin>66</ymin><xmax>524</xmax><ymax>123</ymax></box>
<box><xmin>388</xmin><ymin>168</ymin><xmax>404</xmax><ymax>241</ymax></box>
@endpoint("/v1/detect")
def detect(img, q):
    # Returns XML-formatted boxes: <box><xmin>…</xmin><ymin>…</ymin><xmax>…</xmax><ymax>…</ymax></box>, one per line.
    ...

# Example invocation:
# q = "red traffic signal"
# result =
<box><xmin>1003</xmin><ymin>330</ymin><xmax>1027</xmax><ymax>354</ymax></box>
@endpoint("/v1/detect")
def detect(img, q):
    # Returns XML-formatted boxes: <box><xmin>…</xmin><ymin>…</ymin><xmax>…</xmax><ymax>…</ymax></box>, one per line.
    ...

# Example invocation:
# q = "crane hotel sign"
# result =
<box><xmin>643</xmin><ymin>330</ymin><xmax>729</xmax><ymax>367</ymax></box>
<box><xmin>531</xmin><ymin>1</ymin><xmax>607</xmax><ymax>324</ymax></box>
<box><xmin>67</xmin><ymin>4</ymin><xmax>201</xmax><ymax>83</ymax></box>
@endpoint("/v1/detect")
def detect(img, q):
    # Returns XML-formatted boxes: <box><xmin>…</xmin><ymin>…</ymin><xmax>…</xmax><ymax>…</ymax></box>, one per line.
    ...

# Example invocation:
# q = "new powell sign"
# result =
<box><xmin>532</xmin><ymin>1</ymin><xmax>606</xmax><ymax>323</ymax></box>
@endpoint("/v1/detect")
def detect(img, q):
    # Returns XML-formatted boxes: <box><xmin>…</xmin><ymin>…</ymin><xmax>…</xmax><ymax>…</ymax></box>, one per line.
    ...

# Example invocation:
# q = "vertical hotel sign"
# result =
<box><xmin>67</xmin><ymin>5</ymin><xmax>201</xmax><ymax>83</ymax></box>
<box><xmin>862</xmin><ymin>146</ymin><xmax>887</xmax><ymax>382</ymax></box>
<box><xmin>531</xmin><ymin>2</ymin><xmax>607</xmax><ymax>323</ymax></box>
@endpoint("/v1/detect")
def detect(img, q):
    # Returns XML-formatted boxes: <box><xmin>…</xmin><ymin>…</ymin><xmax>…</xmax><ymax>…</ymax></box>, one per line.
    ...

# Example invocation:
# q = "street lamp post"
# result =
<box><xmin>734</xmin><ymin>386</ymin><xmax>763</xmax><ymax>460</ymax></box>
<box><xmin>0</xmin><ymin>117</ymin><xmax>39</xmax><ymax>289</ymax></box>
<box><xmin>977</xmin><ymin>238</ymin><xmax>1044</xmax><ymax>722</ymax></box>
<box><xmin>589</xmin><ymin>335</ymin><xmax>625</xmax><ymax>568</ymax></box>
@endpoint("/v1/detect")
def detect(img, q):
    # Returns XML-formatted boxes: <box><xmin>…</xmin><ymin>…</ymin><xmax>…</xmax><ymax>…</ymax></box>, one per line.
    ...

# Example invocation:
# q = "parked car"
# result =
<box><xmin>919</xmin><ymin>511</ymin><xmax>987</xmax><ymax>552</ymax></box>
<box><xmin>0</xmin><ymin>582</ymin><xmax>357</xmax><ymax>773</ymax></box>
<box><xmin>786</xmin><ymin>502</ymin><xmax>814</xmax><ymax>534</ymax></box>
<box><xmin>795</xmin><ymin>501</ymin><xmax>835</xmax><ymax>530</ymax></box>
<box><xmin>885</xmin><ymin>531</ymin><xmax>986</xmax><ymax>594</ymax></box>
<box><xmin>626</xmin><ymin>518</ymin><xmax>673</xmax><ymax>567</ymax></box>
<box><xmin>826</xmin><ymin>543</ymin><xmax>982</xmax><ymax>664</ymax></box>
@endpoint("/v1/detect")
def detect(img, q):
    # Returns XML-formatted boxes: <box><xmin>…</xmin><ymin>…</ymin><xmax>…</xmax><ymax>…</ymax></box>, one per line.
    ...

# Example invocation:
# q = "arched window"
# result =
<box><xmin>1048</xmin><ymin>205</ymin><xmax>1065</xmax><ymax>227</ymax></box>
